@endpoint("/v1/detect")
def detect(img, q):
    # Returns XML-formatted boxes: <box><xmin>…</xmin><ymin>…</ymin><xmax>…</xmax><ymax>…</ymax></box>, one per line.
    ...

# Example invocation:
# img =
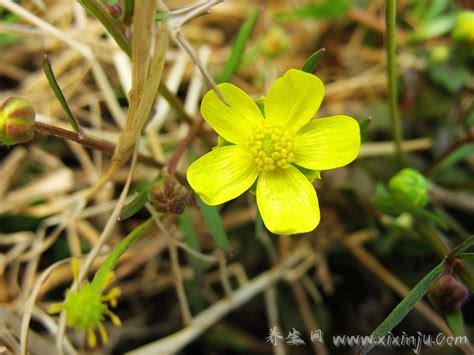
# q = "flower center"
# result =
<box><xmin>247</xmin><ymin>124</ymin><xmax>295</xmax><ymax>171</ymax></box>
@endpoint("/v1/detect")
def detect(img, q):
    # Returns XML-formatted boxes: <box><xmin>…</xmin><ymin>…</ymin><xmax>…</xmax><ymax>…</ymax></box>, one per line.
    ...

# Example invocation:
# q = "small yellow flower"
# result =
<box><xmin>187</xmin><ymin>69</ymin><xmax>360</xmax><ymax>235</ymax></box>
<box><xmin>49</xmin><ymin>260</ymin><xmax>121</xmax><ymax>347</ymax></box>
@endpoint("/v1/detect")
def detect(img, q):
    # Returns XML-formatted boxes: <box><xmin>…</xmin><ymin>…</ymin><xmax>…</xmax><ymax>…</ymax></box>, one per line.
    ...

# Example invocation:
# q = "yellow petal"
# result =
<box><xmin>265</xmin><ymin>69</ymin><xmax>324</xmax><ymax>132</ymax></box>
<box><xmin>187</xmin><ymin>146</ymin><xmax>259</xmax><ymax>205</ymax></box>
<box><xmin>201</xmin><ymin>83</ymin><xmax>264</xmax><ymax>144</ymax></box>
<box><xmin>98</xmin><ymin>323</ymin><xmax>109</xmax><ymax>344</ymax></box>
<box><xmin>256</xmin><ymin>166</ymin><xmax>320</xmax><ymax>235</ymax></box>
<box><xmin>294</xmin><ymin>115</ymin><xmax>360</xmax><ymax>170</ymax></box>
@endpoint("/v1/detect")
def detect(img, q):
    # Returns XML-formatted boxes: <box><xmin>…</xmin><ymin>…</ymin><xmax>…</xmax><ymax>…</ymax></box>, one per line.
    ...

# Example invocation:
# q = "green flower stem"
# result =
<box><xmin>91</xmin><ymin>218</ymin><xmax>155</xmax><ymax>291</ymax></box>
<box><xmin>417</xmin><ymin>224</ymin><xmax>474</xmax><ymax>293</ymax></box>
<box><xmin>385</xmin><ymin>0</ymin><xmax>404</xmax><ymax>167</ymax></box>
<box><xmin>78</xmin><ymin>0</ymin><xmax>130</xmax><ymax>56</ymax></box>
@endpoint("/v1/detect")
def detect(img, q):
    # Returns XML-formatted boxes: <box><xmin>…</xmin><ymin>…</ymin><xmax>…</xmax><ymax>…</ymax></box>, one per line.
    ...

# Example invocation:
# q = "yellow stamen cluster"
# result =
<box><xmin>247</xmin><ymin>124</ymin><xmax>295</xmax><ymax>171</ymax></box>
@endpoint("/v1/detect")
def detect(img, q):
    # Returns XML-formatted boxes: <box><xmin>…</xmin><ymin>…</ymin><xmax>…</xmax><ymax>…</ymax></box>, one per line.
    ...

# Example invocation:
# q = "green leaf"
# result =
<box><xmin>430</xmin><ymin>143</ymin><xmax>474</xmax><ymax>175</ymax></box>
<box><xmin>218</xmin><ymin>8</ymin><xmax>259</xmax><ymax>83</ymax></box>
<box><xmin>359</xmin><ymin>117</ymin><xmax>372</xmax><ymax>132</ymax></box>
<box><xmin>78</xmin><ymin>0</ymin><xmax>130</xmax><ymax>56</ymax></box>
<box><xmin>179</xmin><ymin>211</ymin><xmax>204</xmax><ymax>276</ymax></box>
<box><xmin>428</xmin><ymin>62</ymin><xmax>471</xmax><ymax>93</ymax></box>
<box><xmin>197</xmin><ymin>197</ymin><xmax>230</xmax><ymax>252</ymax></box>
<box><xmin>0</xmin><ymin>12</ymin><xmax>21</xmax><ymax>45</ymax></box>
<box><xmin>277</xmin><ymin>0</ymin><xmax>350</xmax><ymax>21</ymax></box>
<box><xmin>410</xmin><ymin>14</ymin><xmax>456</xmax><ymax>41</ymax></box>
<box><xmin>301</xmin><ymin>48</ymin><xmax>325</xmax><ymax>73</ymax></box>
<box><xmin>445</xmin><ymin>310</ymin><xmax>465</xmax><ymax>337</ymax></box>
<box><xmin>120</xmin><ymin>175</ymin><xmax>162</xmax><ymax>220</ymax></box>
<box><xmin>43</xmin><ymin>55</ymin><xmax>84</xmax><ymax>135</ymax></box>
<box><xmin>360</xmin><ymin>263</ymin><xmax>444</xmax><ymax>354</ymax></box>
<box><xmin>423</xmin><ymin>0</ymin><xmax>450</xmax><ymax>21</ymax></box>
<box><xmin>448</xmin><ymin>236</ymin><xmax>474</xmax><ymax>258</ymax></box>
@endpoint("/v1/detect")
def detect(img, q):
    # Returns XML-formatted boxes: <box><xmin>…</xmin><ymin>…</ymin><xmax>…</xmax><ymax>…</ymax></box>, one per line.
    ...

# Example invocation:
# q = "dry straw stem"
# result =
<box><xmin>0</xmin><ymin>0</ymin><xmax>126</xmax><ymax>126</ymax></box>
<box><xmin>128</xmin><ymin>246</ymin><xmax>313</xmax><ymax>355</ymax></box>
<box><xmin>90</xmin><ymin>0</ymin><xmax>169</xmax><ymax>196</ymax></box>
<box><xmin>146</xmin><ymin>204</ymin><xmax>193</xmax><ymax>326</ymax></box>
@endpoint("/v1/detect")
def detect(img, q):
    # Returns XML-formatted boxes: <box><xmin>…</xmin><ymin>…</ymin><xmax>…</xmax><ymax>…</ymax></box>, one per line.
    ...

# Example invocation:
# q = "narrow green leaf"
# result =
<box><xmin>43</xmin><ymin>55</ymin><xmax>84</xmax><ymax>135</ymax></box>
<box><xmin>78</xmin><ymin>0</ymin><xmax>131</xmax><ymax>56</ymax></box>
<box><xmin>0</xmin><ymin>12</ymin><xmax>21</xmax><ymax>45</ymax></box>
<box><xmin>448</xmin><ymin>236</ymin><xmax>474</xmax><ymax>258</ymax></box>
<box><xmin>409</xmin><ymin>14</ymin><xmax>456</xmax><ymax>42</ymax></box>
<box><xmin>120</xmin><ymin>175</ymin><xmax>162</xmax><ymax>220</ymax></box>
<box><xmin>218</xmin><ymin>8</ymin><xmax>259</xmax><ymax>83</ymax></box>
<box><xmin>198</xmin><ymin>197</ymin><xmax>230</xmax><ymax>252</ymax></box>
<box><xmin>445</xmin><ymin>311</ymin><xmax>465</xmax><ymax>337</ymax></box>
<box><xmin>179</xmin><ymin>211</ymin><xmax>204</xmax><ymax>276</ymax></box>
<box><xmin>431</xmin><ymin>144</ymin><xmax>474</xmax><ymax>175</ymax></box>
<box><xmin>301</xmin><ymin>48</ymin><xmax>325</xmax><ymax>73</ymax></box>
<box><xmin>277</xmin><ymin>0</ymin><xmax>350</xmax><ymax>21</ymax></box>
<box><xmin>360</xmin><ymin>263</ymin><xmax>444</xmax><ymax>354</ymax></box>
<box><xmin>359</xmin><ymin>117</ymin><xmax>372</xmax><ymax>132</ymax></box>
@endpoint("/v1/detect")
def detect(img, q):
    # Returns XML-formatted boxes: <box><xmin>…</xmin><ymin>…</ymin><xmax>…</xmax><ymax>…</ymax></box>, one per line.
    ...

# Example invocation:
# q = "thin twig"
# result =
<box><xmin>34</xmin><ymin>122</ymin><xmax>164</xmax><ymax>169</ymax></box>
<box><xmin>146</xmin><ymin>204</ymin><xmax>193</xmax><ymax>326</ymax></box>
<box><xmin>167</xmin><ymin>118</ymin><xmax>204</xmax><ymax>175</ymax></box>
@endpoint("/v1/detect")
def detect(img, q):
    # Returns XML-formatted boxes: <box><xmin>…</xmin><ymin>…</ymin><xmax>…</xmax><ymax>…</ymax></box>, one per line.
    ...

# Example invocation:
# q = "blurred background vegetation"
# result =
<box><xmin>0</xmin><ymin>0</ymin><xmax>473</xmax><ymax>354</ymax></box>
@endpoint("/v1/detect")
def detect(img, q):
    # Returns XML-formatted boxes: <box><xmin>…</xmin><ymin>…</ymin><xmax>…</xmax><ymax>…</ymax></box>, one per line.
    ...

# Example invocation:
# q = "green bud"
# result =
<box><xmin>260</xmin><ymin>26</ymin><xmax>290</xmax><ymax>58</ymax></box>
<box><xmin>150</xmin><ymin>175</ymin><xmax>195</xmax><ymax>214</ymax></box>
<box><xmin>428</xmin><ymin>273</ymin><xmax>469</xmax><ymax>314</ymax></box>
<box><xmin>388</xmin><ymin>168</ymin><xmax>428</xmax><ymax>209</ymax></box>
<box><xmin>0</xmin><ymin>97</ymin><xmax>35</xmax><ymax>146</ymax></box>
<box><xmin>452</xmin><ymin>11</ymin><xmax>474</xmax><ymax>43</ymax></box>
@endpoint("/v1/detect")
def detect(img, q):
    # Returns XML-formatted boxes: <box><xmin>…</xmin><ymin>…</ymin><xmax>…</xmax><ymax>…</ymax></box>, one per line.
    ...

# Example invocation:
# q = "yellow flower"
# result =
<box><xmin>187</xmin><ymin>69</ymin><xmax>360</xmax><ymax>235</ymax></box>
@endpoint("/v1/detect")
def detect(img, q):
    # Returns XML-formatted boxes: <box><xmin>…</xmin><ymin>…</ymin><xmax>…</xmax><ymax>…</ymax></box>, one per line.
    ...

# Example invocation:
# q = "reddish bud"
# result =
<box><xmin>150</xmin><ymin>175</ymin><xmax>195</xmax><ymax>214</ymax></box>
<box><xmin>107</xmin><ymin>4</ymin><xmax>122</xmax><ymax>18</ymax></box>
<box><xmin>428</xmin><ymin>273</ymin><xmax>469</xmax><ymax>314</ymax></box>
<box><xmin>0</xmin><ymin>97</ymin><xmax>35</xmax><ymax>146</ymax></box>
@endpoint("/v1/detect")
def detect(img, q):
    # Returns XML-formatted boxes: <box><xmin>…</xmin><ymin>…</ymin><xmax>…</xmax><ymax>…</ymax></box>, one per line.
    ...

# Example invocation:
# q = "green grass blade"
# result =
<box><xmin>360</xmin><ymin>262</ymin><xmax>444</xmax><ymax>354</ymax></box>
<box><xmin>179</xmin><ymin>211</ymin><xmax>204</xmax><ymax>276</ymax></box>
<box><xmin>448</xmin><ymin>236</ymin><xmax>474</xmax><ymax>258</ymax></box>
<box><xmin>445</xmin><ymin>310</ymin><xmax>465</xmax><ymax>337</ymax></box>
<box><xmin>218</xmin><ymin>8</ymin><xmax>259</xmax><ymax>83</ymax></box>
<box><xmin>198</xmin><ymin>197</ymin><xmax>230</xmax><ymax>252</ymax></box>
<box><xmin>43</xmin><ymin>55</ymin><xmax>84</xmax><ymax>135</ymax></box>
<box><xmin>120</xmin><ymin>175</ymin><xmax>162</xmax><ymax>220</ymax></box>
<box><xmin>430</xmin><ymin>144</ymin><xmax>474</xmax><ymax>176</ymax></box>
<box><xmin>301</xmin><ymin>48</ymin><xmax>325</xmax><ymax>73</ymax></box>
<box><xmin>78</xmin><ymin>0</ymin><xmax>131</xmax><ymax>56</ymax></box>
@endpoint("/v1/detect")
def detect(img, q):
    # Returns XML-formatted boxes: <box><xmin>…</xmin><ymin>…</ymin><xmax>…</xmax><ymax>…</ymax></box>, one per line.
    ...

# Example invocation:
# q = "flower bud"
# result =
<box><xmin>452</xmin><ymin>11</ymin><xmax>474</xmax><ymax>43</ymax></box>
<box><xmin>260</xmin><ymin>26</ymin><xmax>290</xmax><ymax>58</ymax></box>
<box><xmin>150</xmin><ymin>175</ymin><xmax>195</xmax><ymax>214</ymax></box>
<box><xmin>428</xmin><ymin>273</ymin><xmax>469</xmax><ymax>313</ymax></box>
<box><xmin>388</xmin><ymin>168</ymin><xmax>428</xmax><ymax>209</ymax></box>
<box><xmin>0</xmin><ymin>97</ymin><xmax>35</xmax><ymax>146</ymax></box>
<box><xmin>107</xmin><ymin>4</ymin><xmax>122</xmax><ymax>18</ymax></box>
